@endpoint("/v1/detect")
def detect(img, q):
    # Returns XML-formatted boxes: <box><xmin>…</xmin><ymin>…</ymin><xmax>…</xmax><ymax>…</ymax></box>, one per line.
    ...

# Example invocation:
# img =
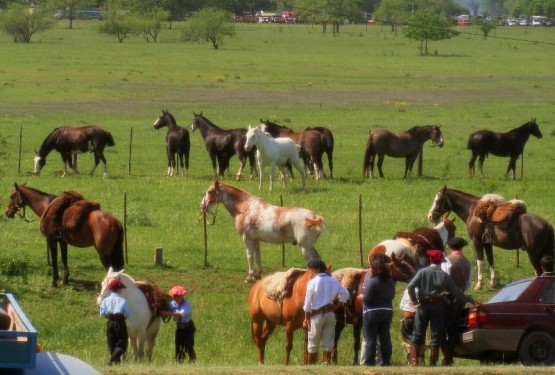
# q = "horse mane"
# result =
<box><xmin>394</xmin><ymin>228</ymin><xmax>445</xmax><ymax>252</ymax></box>
<box><xmin>135</xmin><ymin>281</ymin><xmax>171</xmax><ymax>316</ymax></box>
<box><xmin>194</xmin><ymin>112</ymin><xmax>221</xmax><ymax>129</ymax></box>
<box><xmin>20</xmin><ymin>184</ymin><xmax>57</xmax><ymax>200</ymax></box>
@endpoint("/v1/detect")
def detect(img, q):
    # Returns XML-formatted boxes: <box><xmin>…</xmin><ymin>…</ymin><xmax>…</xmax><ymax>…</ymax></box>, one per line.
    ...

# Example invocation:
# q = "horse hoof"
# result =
<box><xmin>474</xmin><ymin>284</ymin><xmax>483</xmax><ymax>291</ymax></box>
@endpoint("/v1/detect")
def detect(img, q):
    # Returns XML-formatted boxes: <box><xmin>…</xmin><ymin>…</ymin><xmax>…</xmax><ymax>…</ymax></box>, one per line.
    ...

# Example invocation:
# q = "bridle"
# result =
<box><xmin>389</xmin><ymin>259</ymin><xmax>414</xmax><ymax>282</ymax></box>
<box><xmin>6</xmin><ymin>191</ymin><xmax>30</xmax><ymax>222</ymax></box>
<box><xmin>199</xmin><ymin>189</ymin><xmax>219</xmax><ymax>225</ymax></box>
<box><xmin>429</xmin><ymin>191</ymin><xmax>452</xmax><ymax>222</ymax></box>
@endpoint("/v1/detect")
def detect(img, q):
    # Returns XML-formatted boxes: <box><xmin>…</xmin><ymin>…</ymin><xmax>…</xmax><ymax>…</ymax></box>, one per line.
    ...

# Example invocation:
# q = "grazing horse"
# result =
<box><xmin>427</xmin><ymin>186</ymin><xmax>554</xmax><ymax>289</ymax></box>
<box><xmin>190</xmin><ymin>112</ymin><xmax>256</xmax><ymax>181</ymax></box>
<box><xmin>97</xmin><ymin>268</ymin><xmax>168</xmax><ymax>361</ymax></box>
<box><xmin>468</xmin><ymin>118</ymin><xmax>542</xmax><ymax>179</ymax></box>
<box><xmin>332</xmin><ymin>257</ymin><xmax>417</xmax><ymax>365</ymax></box>
<box><xmin>200</xmin><ymin>180</ymin><xmax>324</xmax><ymax>282</ymax></box>
<box><xmin>244</xmin><ymin>126</ymin><xmax>305</xmax><ymax>191</ymax></box>
<box><xmin>5</xmin><ymin>183</ymin><xmax>124</xmax><ymax>286</ymax></box>
<box><xmin>153</xmin><ymin>109</ymin><xmax>190</xmax><ymax>177</ymax></box>
<box><xmin>362</xmin><ymin>125</ymin><xmax>444</xmax><ymax>179</ymax></box>
<box><xmin>260</xmin><ymin>120</ymin><xmax>334</xmax><ymax>179</ymax></box>
<box><xmin>34</xmin><ymin>125</ymin><xmax>115</xmax><ymax>177</ymax></box>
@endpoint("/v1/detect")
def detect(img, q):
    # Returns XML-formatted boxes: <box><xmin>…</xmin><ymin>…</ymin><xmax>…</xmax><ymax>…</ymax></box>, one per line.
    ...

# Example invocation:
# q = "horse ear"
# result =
<box><xmin>326</xmin><ymin>263</ymin><xmax>332</xmax><ymax>273</ymax></box>
<box><xmin>391</xmin><ymin>252</ymin><xmax>397</xmax><ymax>261</ymax></box>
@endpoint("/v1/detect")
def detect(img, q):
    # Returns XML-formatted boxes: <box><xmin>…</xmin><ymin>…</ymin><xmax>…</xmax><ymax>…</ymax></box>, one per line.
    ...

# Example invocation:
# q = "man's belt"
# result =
<box><xmin>107</xmin><ymin>313</ymin><xmax>125</xmax><ymax>321</ymax></box>
<box><xmin>421</xmin><ymin>296</ymin><xmax>445</xmax><ymax>304</ymax></box>
<box><xmin>310</xmin><ymin>303</ymin><xmax>335</xmax><ymax>317</ymax></box>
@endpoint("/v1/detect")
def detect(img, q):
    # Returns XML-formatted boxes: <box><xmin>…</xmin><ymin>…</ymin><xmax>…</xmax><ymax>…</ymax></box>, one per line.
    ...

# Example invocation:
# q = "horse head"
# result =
<box><xmin>33</xmin><ymin>153</ymin><xmax>45</xmax><ymax>175</ymax></box>
<box><xmin>428</xmin><ymin>186</ymin><xmax>450</xmax><ymax>222</ymax></box>
<box><xmin>153</xmin><ymin>109</ymin><xmax>171</xmax><ymax>129</ymax></box>
<box><xmin>430</xmin><ymin>125</ymin><xmax>445</xmax><ymax>148</ymax></box>
<box><xmin>244</xmin><ymin>125</ymin><xmax>256</xmax><ymax>152</ymax></box>
<box><xmin>388</xmin><ymin>253</ymin><xmax>417</xmax><ymax>283</ymax></box>
<box><xmin>200</xmin><ymin>180</ymin><xmax>221</xmax><ymax>215</ymax></box>
<box><xmin>528</xmin><ymin>117</ymin><xmax>543</xmax><ymax>139</ymax></box>
<box><xmin>190</xmin><ymin>111</ymin><xmax>203</xmax><ymax>131</ymax></box>
<box><xmin>97</xmin><ymin>267</ymin><xmax>125</xmax><ymax>306</ymax></box>
<box><xmin>5</xmin><ymin>183</ymin><xmax>26</xmax><ymax>218</ymax></box>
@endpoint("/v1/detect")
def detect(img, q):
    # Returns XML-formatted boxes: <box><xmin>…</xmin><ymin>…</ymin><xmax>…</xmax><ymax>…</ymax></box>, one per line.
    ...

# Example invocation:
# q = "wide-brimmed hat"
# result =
<box><xmin>447</xmin><ymin>237</ymin><xmax>468</xmax><ymax>250</ymax></box>
<box><xmin>108</xmin><ymin>279</ymin><xmax>126</xmax><ymax>291</ymax></box>
<box><xmin>426</xmin><ymin>249</ymin><xmax>446</xmax><ymax>264</ymax></box>
<box><xmin>168</xmin><ymin>285</ymin><xmax>188</xmax><ymax>297</ymax></box>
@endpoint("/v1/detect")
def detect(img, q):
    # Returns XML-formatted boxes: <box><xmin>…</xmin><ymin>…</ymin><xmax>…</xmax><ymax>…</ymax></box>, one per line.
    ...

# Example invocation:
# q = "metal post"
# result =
<box><xmin>359</xmin><ymin>194</ymin><xmax>363</xmax><ymax>267</ymax></box>
<box><xmin>18</xmin><ymin>126</ymin><xmax>22</xmax><ymax>174</ymax></box>
<box><xmin>281</xmin><ymin>194</ymin><xmax>285</xmax><ymax>267</ymax></box>
<box><xmin>124</xmin><ymin>192</ymin><xmax>128</xmax><ymax>264</ymax></box>
<box><xmin>128</xmin><ymin>127</ymin><xmax>133</xmax><ymax>175</ymax></box>
<box><xmin>203</xmin><ymin>210</ymin><xmax>208</xmax><ymax>267</ymax></box>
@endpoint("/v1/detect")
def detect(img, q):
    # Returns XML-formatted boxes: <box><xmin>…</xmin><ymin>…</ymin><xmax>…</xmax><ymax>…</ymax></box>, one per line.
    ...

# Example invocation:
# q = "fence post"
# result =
<box><xmin>203</xmin><ymin>210</ymin><xmax>208</xmax><ymax>267</ymax></box>
<box><xmin>359</xmin><ymin>194</ymin><xmax>363</xmax><ymax>267</ymax></box>
<box><xmin>18</xmin><ymin>126</ymin><xmax>22</xmax><ymax>174</ymax></box>
<box><xmin>128</xmin><ymin>127</ymin><xmax>133</xmax><ymax>175</ymax></box>
<box><xmin>281</xmin><ymin>194</ymin><xmax>285</xmax><ymax>267</ymax></box>
<box><xmin>124</xmin><ymin>192</ymin><xmax>128</xmax><ymax>264</ymax></box>
<box><xmin>154</xmin><ymin>247</ymin><xmax>163</xmax><ymax>265</ymax></box>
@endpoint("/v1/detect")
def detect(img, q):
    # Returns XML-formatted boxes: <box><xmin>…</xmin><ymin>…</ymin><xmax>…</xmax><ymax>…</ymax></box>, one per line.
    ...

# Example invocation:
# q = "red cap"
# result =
<box><xmin>108</xmin><ymin>279</ymin><xmax>126</xmax><ymax>291</ymax></box>
<box><xmin>426</xmin><ymin>249</ymin><xmax>446</xmax><ymax>264</ymax></box>
<box><xmin>168</xmin><ymin>285</ymin><xmax>188</xmax><ymax>297</ymax></box>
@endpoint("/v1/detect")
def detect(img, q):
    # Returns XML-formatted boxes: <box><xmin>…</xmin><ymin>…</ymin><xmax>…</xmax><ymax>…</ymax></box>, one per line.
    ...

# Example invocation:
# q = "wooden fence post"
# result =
<box><xmin>154</xmin><ymin>247</ymin><xmax>163</xmax><ymax>265</ymax></box>
<box><xmin>203</xmin><ymin>210</ymin><xmax>208</xmax><ymax>267</ymax></box>
<box><xmin>128</xmin><ymin>127</ymin><xmax>133</xmax><ymax>175</ymax></box>
<box><xmin>18</xmin><ymin>126</ymin><xmax>22</xmax><ymax>174</ymax></box>
<box><xmin>281</xmin><ymin>194</ymin><xmax>285</xmax><ymax>267</ymax></box>
<box><xmin>359</xmin><ymin>194</ymin><xmax>363</xmax><ymax>267</ymax></box>
<box><xmin>124</xmin><ymin>192</ymin><xmax>128</xmax><ymax>264</ymax></box>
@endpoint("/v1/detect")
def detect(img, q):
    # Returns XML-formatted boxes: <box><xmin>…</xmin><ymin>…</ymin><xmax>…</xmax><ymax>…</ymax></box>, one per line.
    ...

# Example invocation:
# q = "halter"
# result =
<box><xmin>7</xmin><ymin>191</ymin><xmax>30</xmax><ymax>222</ymax></box>
<box><xmin>199</xmin><ymin>188</ymin><xmax>219</xmax><ymax>225</ymax></box>
<box><xmin>429</xmin><ymin>191</ymin><xmax>452</xmax><ymax>221</ymax></box>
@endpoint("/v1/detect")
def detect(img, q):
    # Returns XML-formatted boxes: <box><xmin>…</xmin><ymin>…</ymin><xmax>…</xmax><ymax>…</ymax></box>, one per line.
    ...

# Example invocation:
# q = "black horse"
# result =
<box><xmin>153</xmin><ymin>110</ymin><xmax>190</xmax><ymax>177</ymax></box>
<box><xmin>190</xmin><ymin>112</ymin><xmax>256</xmax><ymax>181</ymax></box>
<box><xmin>467</xmin><ymin>118</ymin><xmax>542</xmax><ymax>179</ymax></box>
<box><xmin>34</xmin><ymin>126</ymin><xmax>115</xmax><ymax>177</ymax></box>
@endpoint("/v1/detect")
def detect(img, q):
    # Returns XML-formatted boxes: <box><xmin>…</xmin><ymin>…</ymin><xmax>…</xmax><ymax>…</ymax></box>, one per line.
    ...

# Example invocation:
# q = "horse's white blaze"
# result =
<box><xmin>33</xmin><ymin>155</ymin><xmax>42</xmax><ymax>174</ymax></box>
<box><xmin>427</xmin><ymin>193</ymin><xmax>440</xmax><ymax>221</ymax></box>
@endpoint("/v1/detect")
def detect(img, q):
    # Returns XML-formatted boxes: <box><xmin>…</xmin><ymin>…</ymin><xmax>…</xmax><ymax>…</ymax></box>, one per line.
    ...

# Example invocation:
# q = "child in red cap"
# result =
<box><xmin>168</xmin><ymin>285</ymin><xmax>196</xmax><ymax>363</ymax></box>
<box><xmin>99</xmin><ymin>278</ymin><xmax>130</xmax><ymax>365</ymax></box>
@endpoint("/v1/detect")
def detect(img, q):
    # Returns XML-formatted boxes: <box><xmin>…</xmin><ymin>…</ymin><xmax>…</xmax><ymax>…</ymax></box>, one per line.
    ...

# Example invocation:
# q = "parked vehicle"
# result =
<box><xmin>454</xmin><ymin>274</ymin><xmax>555</xmax><ymax>365</ymax></box>
<box><xmin>457</xmin><ymin>15</ymin><xmax>471</xmax><ymax>25</ymax></box>
<box><xmin>507</xmin><ymin>17</ymin><xmax>519</xmax><ymax>26</ymax></box>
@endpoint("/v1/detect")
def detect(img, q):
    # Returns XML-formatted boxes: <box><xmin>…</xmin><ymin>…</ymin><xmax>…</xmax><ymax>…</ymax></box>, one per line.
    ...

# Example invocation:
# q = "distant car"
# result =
<box><xmin>454</xmin><ymin>274</ymin><xmax>555</xmax><ymax>365</ymax></box>
<box><xmin>507</xmin><ymin>17</ymin><xmax>519</xmax><ymax>26</ymax></box>
<box><xmin>519</xmin><ymin>18</ymin><xmax>529</xmax><ymax>26</ymax></box>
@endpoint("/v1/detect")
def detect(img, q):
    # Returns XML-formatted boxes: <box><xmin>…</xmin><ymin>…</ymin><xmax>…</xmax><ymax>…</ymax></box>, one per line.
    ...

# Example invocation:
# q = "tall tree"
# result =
<box><xmin>48</xmin><ymin>0</ymin><xmax>92</xmax><ymax>29</ymax></box>
<box><xmin>404</xmin><ymin>9</ymin><xmax>458</xmax><ymax>55</ymax></box>
<box><xmin>182</xmin><ymin>7</ymin><xmax>235</xmax><ymax>49</ymax></box>
<box><xmin>374</xmin><ymin>0</ymin><xmax>412</xmax><ymax>33</ymax></box>
<box><xmin>1</xmin><ymin>2</ymin><xmax>53</xmax><ymax>42</ymax></box>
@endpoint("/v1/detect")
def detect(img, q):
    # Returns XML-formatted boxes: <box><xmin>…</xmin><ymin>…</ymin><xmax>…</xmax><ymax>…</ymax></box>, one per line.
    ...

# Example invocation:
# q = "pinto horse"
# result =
<box><xmin>362</xmin><ymin>125</ymin><xmax>444</xmax><ymax>179</ymax></box>
<box><xmin>153</xmin><ymin>110</ymin><xmax>190</xmax><ymax>177</ymax></box>
<box><xmin>244</xmin><ymin>126</ymin><xmax>305</xmax><ymax>191</ymax></box>
<box><xmin>190</xmin><ymin>112</ymin><xmax>256</xmax><ymax>181</ymax></box>
<box><xmin>260</xmin><ymin>120</ymin><xmax>334</xmax><ymax>179</ymax></box>
<box><xmin>468</xmin><ymin>118</ymin><xmax>542</xmax><ymax>179</ymax></box>
<box><xmin>5</xmin><ymin>183</ymin><xmax>124</xmax><ymax>286</ymax></box>
<box><xmin>34</xmin><ymin>125</ymin><xmax>115</xmax><ymax>177</ymax></box>
<box><xmin>200</xmin><ymin>180</ymin><xmax>324</xmax><ymax>282</ymax></box>
<box><xmin>427</xmin><ymin>186</ymin><xmax>554</xmax><ymax>289</ymax></box>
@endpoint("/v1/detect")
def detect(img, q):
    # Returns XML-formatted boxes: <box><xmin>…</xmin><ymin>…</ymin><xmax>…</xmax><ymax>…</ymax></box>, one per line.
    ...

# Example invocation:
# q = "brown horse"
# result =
<box><xmin>153</xmin><ymin>109</ymin><xmax>190</xmax><ymax>177</ymax></box>
<box><xmin>34</xmin><ymin>125</ymin><xmax>115</xmax><ymax>177</ymax></box>
<box><xmin>5</xmin><ymin>183</ymin><xmax>124</xmax><ymax>286</ymax></box>
<box><xmin>332</xmin><ymin>255</ymin><xmax>417</xmax><ymax>365</ymax></box>
<box><xmin>467</xmin><ymin>118</ymin><xmax>542</xmax><ymax>179</ymax></box>
<box><xmin>427</xmin><ymin>186</ymin><xmax>554</xmax><ymax>289</ymax></box>
<box><xmin>362</xmin><ymin>125</ymin><xmax>444</xmax><ymax>179</ymax></box>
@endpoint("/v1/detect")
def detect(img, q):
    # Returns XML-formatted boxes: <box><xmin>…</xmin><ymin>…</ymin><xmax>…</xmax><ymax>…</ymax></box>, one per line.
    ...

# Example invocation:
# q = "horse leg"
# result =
<box><xmin>314</xmin><ymin>154</ymin><xmax>325</xmax><ymax>180</ymax></box>
<box><xmin>128</xmin><ymin>336</ymin><xmax>140</xmax><ymax>361</ymax></box>
<box><xmin>473</xmin><ymin>239</ymin><xmax>485</xmax><ymax>290</ymax></box>
<box><xmin>468</xmin><ymin>152</ymin><xmax>478</xmax><ymax>177</ymax></box>
<box><xmin>292</xmin><ymin>158</ymin><xmax>306</xmax><ymax>190</ymax></box>
<box><xmin>327</xmin><ymin>150</ymin><xmax>333</xmax><ymax>179</ymax></box>
<box><xmin>478</xmin><ymin>154</ymin><xmax>487</xmax><ymax>177</ymax></box>
<box><xmin>178</xmin><ymin>153</ymin><xmax>185</xmax><ymax>177</ymax></box>
<box><xmin>253</xmin><ymin>241</ymin><xmax>263</xmax><ymax>280</ymax></box>
<box><xmin>210</xmin><ymin>154</ymin><xmax>218</xmax><ymax>179</ymax></box>
<box><xmin>269</xmin><ymin>163</ymin><xmax>276</xmax><ymax>191</ymax></box>
<box><xmin>353</xmin><ymin>322</ymin><xmax>362</xmax><ymax>365</ymax></box>
<box><xmin>284</xmin><ymin>323</ymin><xmax>295</xmax><ymax>365</ymax></box>
<box><xmin>506</xmin><ymin>156</ymin><xmax>517</xmax><ymax>180</ymax></box>
<box><xmin>184</xmin><ymin>150</ymin><xmax>190</xmax><ymax>178</ymax></box>
<box><xmin>484</xmin><ymin>244</ymin><xmax>496</xmax><ymax>288</ymax></box>
<box><xmin>257</xmin><ymin>159</ymin><xmax>265</xmax><ymax>191</ymax></box>
<box><xmin>332</xmin><ymin>313</ymin><xmax>346</xmax><ymax>364</ymax></box>
<box><xmin>244</xmin><ymin>239</ymin><xmax>260</xmax><ymax>282</ymax></box>
<box><xmin>47</xmin><ymin>238</ymin><xmax>59</xmax><ymax>287</ymax></box>
<box><xmin>60</xmin><ymin>241</ymin><xmax>70</xmax><ymax>286</ymax></box>
<box><xmin>236</xmin><ymin>156</ymin><xmax>246</xmax><ymax>182</ymax></box>
<box><xmin>252</xmin><ymin>319</ymin><xmax>275</xmax><ymax>364</ymax></box>
<box><xmin>377</xmin><ymin>154</ymin><xmax>385</xmax><ymax>178</ymax></box>
<box><xmin>71</xmin><ymin>152</ymin><xmax>80</xmax><ymax>174</ymax></box>
<box><xmin>90</xmin><ymin>153</ymin><xmax>101</xmax><ymax>176</ymax></box>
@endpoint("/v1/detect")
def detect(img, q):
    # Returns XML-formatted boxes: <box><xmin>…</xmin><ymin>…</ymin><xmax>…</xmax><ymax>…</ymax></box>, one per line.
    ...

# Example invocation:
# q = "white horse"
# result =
<box><xmin>97</xmin><ymin>268</ymin><xmax>162</xmax><ymax>361</ymax></box>
<box><xmin>244</xmin><ymin>125</ymin><xmax>305</xmax><ymax>191</ymax></box>
<box><xmin>200</xmin><ymin>180</ymin><xmax>324</xmax><ymax>282</ymax></box>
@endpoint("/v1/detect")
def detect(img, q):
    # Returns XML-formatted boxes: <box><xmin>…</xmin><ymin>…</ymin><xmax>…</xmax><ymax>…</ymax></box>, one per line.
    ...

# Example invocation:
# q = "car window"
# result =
<box><xmin>540</xmin><ymin>280</ymin><xmax>555</xmax><ymax>303</ymax></box>
<box><xmin>488</xmin><ymin>279</ymin><xmax>532</xmax><ymax>303</ymax></box>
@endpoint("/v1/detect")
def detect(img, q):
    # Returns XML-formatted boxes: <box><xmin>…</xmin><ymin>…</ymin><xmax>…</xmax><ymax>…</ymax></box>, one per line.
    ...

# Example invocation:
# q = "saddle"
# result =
<box><xmin>474</xmin><ymin>194</ymin><xmax>527</xmax><ymax>225</ymax></box>
<box><xmin>262</xmin><ymin>268</ymin><xmax>306</xmax><ymax>302</ymax></box>
<box><xmin>135</xmin><ymin>281</ymin><xmax>171</xmax><ymax>317</ymax></box>
<box><xmin>40</xmin><ymin>191</ymin><xmax>84</xmax><ymax>237</ymax></box>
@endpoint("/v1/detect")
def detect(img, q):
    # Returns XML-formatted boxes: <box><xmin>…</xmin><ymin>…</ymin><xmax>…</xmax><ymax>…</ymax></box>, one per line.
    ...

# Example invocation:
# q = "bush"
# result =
<box><xmin>0</xmin><ymin>3</ymin><xmax>53</xmax><ymax>43</ymax></box>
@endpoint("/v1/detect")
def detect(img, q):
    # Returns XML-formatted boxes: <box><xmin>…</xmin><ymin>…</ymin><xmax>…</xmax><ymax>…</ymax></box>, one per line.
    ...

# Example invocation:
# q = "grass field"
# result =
<box><xmin>0</xmin><ymin>20</ymin><xmax>554</xmax><ymax>374</ymax></box>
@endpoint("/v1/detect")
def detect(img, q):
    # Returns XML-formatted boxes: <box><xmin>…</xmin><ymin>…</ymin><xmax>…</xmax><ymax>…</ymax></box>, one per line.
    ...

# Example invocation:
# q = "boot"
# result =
<box><xmin>429</xmin><ymin>346</ymin><xmax>440</xmax><ymax>367</ymax></box>
<box><xmin>188</xmin><ymin>348</ymin><xmax>196</xmax><ymax>363</ymax></box>
<box><xmin>307</xmin><ymin>352</ymin><xmax>318</xmax><ymax>365</ymax></box>
<box><xmin>441</xmin><ymin>342</ymin><xmax>454</xmax><ymax>366</ymax></box>
<box><xmin>409</xmin><ymin>344</ymin><xmax>420</xmax><ymax>366</ymax></box>
<box><xmin>322</xmin><ymin>351</ymin><xmax>332</xmax><ymax>365</ymax></box>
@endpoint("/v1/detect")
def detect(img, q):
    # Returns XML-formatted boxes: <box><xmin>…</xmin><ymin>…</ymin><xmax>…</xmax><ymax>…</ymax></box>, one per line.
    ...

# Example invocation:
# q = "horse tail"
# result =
<box><xmin>363</xmin><ymin>131</ymin><xmax>374</xmax><ymax>176</ymax></box>
<box><xmin>304</xmin><ymin>215</ymin><xmax>325</xmax><ymax>232</ymax></box>
<box><xmin>110</xmin><ymin>220</ymin><xmax>125</xmax><ymax>271</ymax></box>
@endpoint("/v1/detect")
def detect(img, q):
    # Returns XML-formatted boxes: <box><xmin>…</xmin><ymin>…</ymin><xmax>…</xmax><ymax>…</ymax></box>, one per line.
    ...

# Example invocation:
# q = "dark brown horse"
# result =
<box><xmin>153</xmin><ymin>110</ymin><xmax>190</xmax><ymax>177</ymax></box>
<box><xmin>34</xmin><ymin>125</ymin><xmax>115</xmax><ymax>177</ymax></box>
<box><xmin>190</xmin><ymin>112</ymin><xmax>256</xmax><ymax>181</ymax></box>
<box><xmin>332</xmin><ymin>257</ymin><xmax>417</xmax><ymax>365</ymax></box>
<box><xmin>5</xmin><ymin>183</ymin><xmax>124</xmax><ymax>286</ymax></box>
<box><xmin>260</xmin><ymin>120</ymin><xmax>334</xmax><ymax>179</ymax></box>
<box><xmin>468</xmin><ymin>118</ymin><xmax>542</xmax><ymax>179</ymax></box>
<box><xmin>428</xmin><ymin>186</ymin><xmax>554</xmax><ymax>289</ymax></box>
<box><xmin>363</xmin><ymin>125</ymin><xmax>444</xmax><ymax>179</ymax></box>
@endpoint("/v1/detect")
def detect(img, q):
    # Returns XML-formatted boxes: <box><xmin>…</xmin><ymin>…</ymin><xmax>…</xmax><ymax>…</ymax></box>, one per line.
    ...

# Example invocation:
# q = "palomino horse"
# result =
<box><xmin>153</xmin><ymin>109</ymin><xmax>190</xmax><ymax>177</ymax></box>
<box><xmin>200</xmin><ymin>180</ymin><xmax>324</xmax><ymax>282</ymax></box>
<box><xmin>244</xmin><ymin>126</ymin><xmax>305</xmax><ymax>191</ymax></box>
<box><xmin>34</xmin><ymin>125</ymin><xmax>115</xmax><ymax>177</ymax></box>
<box><xmin>467</xmin><ymin>118</ymin><xmax>542</xmax><ymax>179</ymax></box>
<box><xmin>190</xmin><ymin>112</ymin><xmax>256</xmax><ymax>180</ymax></box>
<box><xmin>427</xmin><ymin>186</ymin><xmax>554</xmax><ymax>289</ymax></box>
<box><xmin>260</xmin><ymin>120</ymin><xmax>334</xmax><ymax>179</ymax></box>
<box><xmin>5</xmin><ymin>183</ymin><xmax>124</xmax><ymax>286</ymax></box>
<box><xmin>362</xmin><ymin>125</ymin><xmax>444</xmax><ymax>179</ymax></box>
<box><xmin>332</xmin><ymin>257</ymin><xmax>417</xmax><ymax>365</ymax></box>
<box><xmin>97</xmin><ymin>268</ymin><xmax>168</xmax><ymax>361</ymax></box>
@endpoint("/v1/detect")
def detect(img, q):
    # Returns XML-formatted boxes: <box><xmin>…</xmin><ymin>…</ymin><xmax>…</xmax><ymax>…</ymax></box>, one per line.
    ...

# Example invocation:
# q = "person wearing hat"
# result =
<box><xmin>407</xmin><ymin>249</ymin><xmax>475</xmax><ymax>366</ymax></box>
<box><xmin>165</xmin><ymin>285</ymin><xmax>196</xmax><ymax>363</ymax></box>
<box><xmin>540</xmin><ymin>255</ymin><xmax>554</xmax><ymax>275</ymax></box>
<box><xmin>99</xmin><ymin>278</ymin><xmax>130</xmax><ymax>365</ymax></box>
<box><xmin>302</xmin><ymin>258</ymin><xmax>349</xmax><ymax>365</ymax></box>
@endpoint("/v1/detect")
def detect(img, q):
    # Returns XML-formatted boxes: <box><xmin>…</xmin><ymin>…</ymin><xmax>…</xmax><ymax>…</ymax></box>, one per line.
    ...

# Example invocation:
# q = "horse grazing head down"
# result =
<box><xmin>429</xmin><ymin>125</ymin><xmax>444</xmax><ymax>148</ymax></box>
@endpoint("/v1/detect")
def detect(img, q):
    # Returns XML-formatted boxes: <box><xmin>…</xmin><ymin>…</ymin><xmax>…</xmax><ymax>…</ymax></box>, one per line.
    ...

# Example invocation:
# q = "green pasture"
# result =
<box><xmin>0</xmin><ymin>20</ymin><xmax>554</xmax><ymax>374</ymax></box>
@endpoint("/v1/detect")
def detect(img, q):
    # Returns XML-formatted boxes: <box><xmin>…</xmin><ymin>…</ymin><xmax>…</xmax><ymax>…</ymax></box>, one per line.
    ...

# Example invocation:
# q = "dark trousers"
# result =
<box><xmin>412</xmin><ymin>303</ymin><xmax>445</xmax><ymax>347</ymax></box>
<box><xmin>175</xmin><ymin>320</ymin><xmax>196</xmax><ymax>363</ymax></box>
<box><xmin>362</xmin><ymin>309</ymin><xmax>393</xmax><ymax>366</ymax></box>
<box><xmin>106</xmin><ymin>320</ymin><xmax>128</xmax><ymax>364</ymax></box>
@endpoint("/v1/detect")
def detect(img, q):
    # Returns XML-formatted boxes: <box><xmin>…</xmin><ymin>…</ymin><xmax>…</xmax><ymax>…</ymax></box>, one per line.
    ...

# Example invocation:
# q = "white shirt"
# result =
<box><xmin>303</xmin><ymin>273</ymin><xmax>349</xmax><ymax>312</ymax></box>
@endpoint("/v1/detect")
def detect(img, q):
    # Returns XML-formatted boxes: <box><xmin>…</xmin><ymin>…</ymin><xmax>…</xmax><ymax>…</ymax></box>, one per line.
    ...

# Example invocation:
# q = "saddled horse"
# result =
<box><xmin>97</xmin><ymin>268</ymin><xmax>169</xmax><ymax>361</ymax></box>
<box><xmin>363</xmin><ymin>125</ymin><xmax>444</xmax><ymax>179</ymax></box>
<box><xmin>427</xmin><ymin>186</ymin><xmax>554</xmax><ymax>289</ymax></box>
<box><xmin>5</xmin><ymin>183</ymin><xmax>124</xmax><ymax>286</ymax></box>
<box><xmin>153</xmin><ymin>109</ymin><xmax>190</xmax><ymax>177</ymax></box>
<box><xmin>244</xmin><ymin>126</ymin><xmax>305</xmax><ymax>191</ymax></box>
<box><xmin>468</xmin><ymin>118</ymin><xmax>542</xmax><ymax>179</ymax></box>
<box><xmin>190</xmin><ymin>112</ymin><xmax>256</xmax><ymax>181</ymax></box>
<box><xmin>34</xmin><ymin>125</ymin><xmax>115</xmax><ymax>177</ymax></box>
<box><xmin>260</xmin><ymin>120</ymin><xmax>334</xmax><ymax>179</ymax></box>
<box><xmin>331</xmin><ymin>257</ymin><xmax>417</xmax><ymax>365</ymax></box>
<box><xmin>200</xmin><ymin>180</ymin><xmax>324</xmax><ymax>282</ymax></box>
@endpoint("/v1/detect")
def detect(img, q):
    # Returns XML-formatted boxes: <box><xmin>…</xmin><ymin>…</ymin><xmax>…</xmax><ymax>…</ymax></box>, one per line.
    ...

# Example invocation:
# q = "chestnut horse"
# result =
<box><xmin>34</xmin><ymin>125</ymin><xmax>115</xmax><ymax>177</ymax></box>
<box><xmin>5</xmin><ymin>183</ymin><xmax>124</xmax><ymax>286</ymax></box>
<box><xmin>200</xmin><ymin>180</ymin><xmax>324</xmax><ymax>282</ymax></box>
<box><xmin>153</xmin><ymin>109</ymin><xmax>190</xmax><ymax>177</ymax></box>
<box><xmin>362</xmin><ymin>125</ymin><xmax>444</xmax><ymax>179</ymax></box>
<box><xmin>468</xmin><ymin>118</ymin><xmax>542</xmax><ymax>179</ymax></box>
<box><xmin>427</xmin><ymin>186</ymin><xmax>554</xmax><ymax>289</ymax></box>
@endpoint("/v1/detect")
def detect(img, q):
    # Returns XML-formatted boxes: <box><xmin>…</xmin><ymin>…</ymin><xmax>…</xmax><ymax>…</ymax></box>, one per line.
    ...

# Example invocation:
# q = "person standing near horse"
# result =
<box><xmin>361</xmin><ymin>253</ymin><xmax>395</xmax><ymax>366</ymax></box>
<box><xmin>540</xmin><ymin>255</ymin><xmax>554</xmax><ymax>275</ymax></box>
<box><xmin>164</xmin><ymin>285</ymin><xmax>196</xmax><ymax>364</ymax></box>
<box><xmin>407</xmin><ymin>250</ymin><xmax>476</xmax><ymax>366</ymax></box>
<box><xmin>99</xmin><ymin>279</ymin><xmax>130</xmax><ymax>365</ymax></box>
<box><xmin>303</xmin><ymin>259</ymin><xmax>349</xmax><ymax>365</ymax></box>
